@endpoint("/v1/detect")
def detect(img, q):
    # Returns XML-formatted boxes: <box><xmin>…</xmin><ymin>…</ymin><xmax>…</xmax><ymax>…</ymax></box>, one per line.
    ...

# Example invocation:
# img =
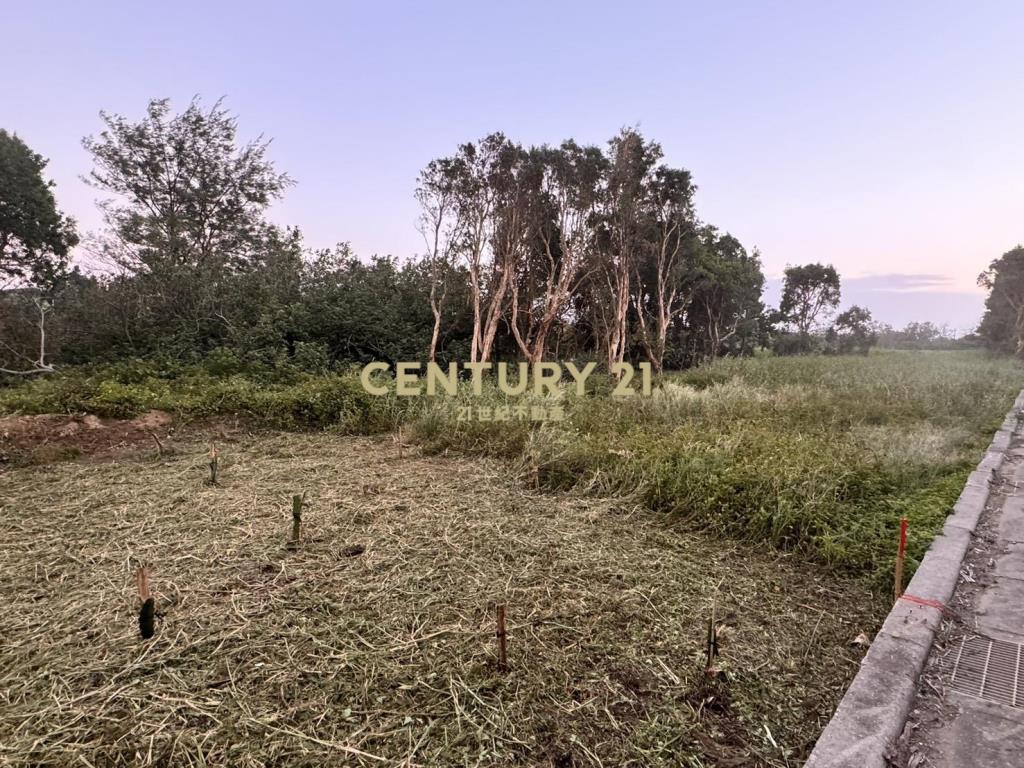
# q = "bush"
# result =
<box><xmin>0</xmin><ymin>365</ymin><xmax>407</xmax><ymax>431</ymax></box>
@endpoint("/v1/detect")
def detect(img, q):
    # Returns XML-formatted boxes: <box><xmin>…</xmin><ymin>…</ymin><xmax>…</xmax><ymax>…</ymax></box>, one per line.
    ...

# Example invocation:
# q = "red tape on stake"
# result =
<box><xmin>899</xmin><ymin>593</ymin><xmax>953</xmax><ymax>616</ymax></box>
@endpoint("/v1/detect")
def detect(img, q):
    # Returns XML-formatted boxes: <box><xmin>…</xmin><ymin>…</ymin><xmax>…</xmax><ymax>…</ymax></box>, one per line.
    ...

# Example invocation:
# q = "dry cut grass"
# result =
<box><xmin>0</xmin><ymin>432</ymin><xmax>882</xmax><ymax>767</ymax></box>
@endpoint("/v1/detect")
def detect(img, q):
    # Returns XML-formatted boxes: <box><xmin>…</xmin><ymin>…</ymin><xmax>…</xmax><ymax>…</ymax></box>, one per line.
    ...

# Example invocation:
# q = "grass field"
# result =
<box><xmin>0</xmin><ymin>432</ymin><xmax>881</xmax><ymax>767</ymax></box>
<box><xmin>412</xmin><ymin>350</ymin><xmax>1023</xmax><ymax>585</ymax></box>
<box><xmin>0</xmin><ymin>350</ymin><xmax>1020</xmax><ymax>766</ymax></box>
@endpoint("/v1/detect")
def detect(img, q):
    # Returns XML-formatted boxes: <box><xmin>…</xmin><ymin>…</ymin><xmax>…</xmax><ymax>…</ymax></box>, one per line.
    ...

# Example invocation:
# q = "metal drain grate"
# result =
<box><xmin>949</xmin><ymin>634</ymin><xmax>1024</xmax><ymax>708</ymax></box>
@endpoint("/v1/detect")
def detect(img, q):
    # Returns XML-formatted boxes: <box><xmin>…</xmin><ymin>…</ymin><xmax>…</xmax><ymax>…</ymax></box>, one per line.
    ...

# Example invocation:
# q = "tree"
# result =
<box><xmin>4</xmin><ymin>119</ymin><xmax>774</xmax><ymax>375</ymax></box>
<box><xmin>832</xmin><ymin>305</ymin><xmax>877</xmax><ymax>354</ymax></box>
<box><xmin>416</xmin><ymin>157</ymin><xmax>463</xmax><ymax>362</ymax></box>
<box><xmin>481</xmin><ymin>138</ymin><xmax>535</xmax><ymax>363</ymax></box>
<box><xmin>0</xmin><ymin>130</ymin><xmax>78</xmax><ymax>289</ymax></box>
<box><xmin>682</xmin><ymin>229</ymin><xmax>765</xmax><ymax>364</ymax></box>
<box><xmin>297</xmin><ymin>246</ymin><xmax>453</xmax><ymax>365</ymax></box>
<box><xmin>778</xmin><ymin>263</ymin><xmax>841</xmax><ymax>350</ymax></box>
<box><xmin>978</xmin><ymin>246</ymin><xmax>1024</xmax><ymax>356</ymax></box>
<box><xmin>594</xmin><ymin>129</ymin><xmax>662</xmax><ymax>371</ymax></box>
<box><xmin>0</xmin><ymin>130</ymin><xmax>79</xmax><ymax>374</ymax></box>
<box><xmin>82</xmin><ymin>98</ymin><xmax>296</xmax><ymax>354</ymax></box>
<box><xmin>509</xmin><ymin>141</ymin><xmax>604</xmax><ymax>363</ymax></box>
<box><xmin>84</xmin><ymin>98</ymin><xmax>292</xmax><ymax>274</ymax></box>
<box><xmin>632</xmin><ymin>166</ymin><xmax>696</xmax><ymax>372</ymax></box>
<box><xmin>423</xmin><ymin>134</ymin><xmax>518</xmax><ymax>364</ymax></box>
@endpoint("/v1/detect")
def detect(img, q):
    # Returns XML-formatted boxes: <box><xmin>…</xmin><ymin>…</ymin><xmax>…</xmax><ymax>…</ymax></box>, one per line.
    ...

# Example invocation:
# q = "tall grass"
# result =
<box><xmin>411</xmin><ymin>350</ymin><xmax>1021</xmax><ymax>586</ymax></box>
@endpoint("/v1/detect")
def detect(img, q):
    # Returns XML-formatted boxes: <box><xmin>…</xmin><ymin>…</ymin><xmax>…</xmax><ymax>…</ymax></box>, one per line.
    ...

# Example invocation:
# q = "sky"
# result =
<box><xmin>3</xmin><ymin>1</ymin><xmax>1022</xmax><ymax>331</ymax></box>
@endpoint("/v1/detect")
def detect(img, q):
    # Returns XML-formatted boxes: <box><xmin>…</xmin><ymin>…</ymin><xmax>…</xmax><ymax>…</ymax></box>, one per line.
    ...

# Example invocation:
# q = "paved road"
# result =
<box><xmin>905</xmin><ymin>438</ymin><xmax>1024</xmax><ymax>766</ymax></box>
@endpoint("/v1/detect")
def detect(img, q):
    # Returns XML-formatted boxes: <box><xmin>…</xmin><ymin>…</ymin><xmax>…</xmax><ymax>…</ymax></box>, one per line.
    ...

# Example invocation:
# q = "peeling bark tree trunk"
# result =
<box><xmin>605</xmin><ymin>257</ymin><xmax>631</xmax><ymax>372</ymax></box>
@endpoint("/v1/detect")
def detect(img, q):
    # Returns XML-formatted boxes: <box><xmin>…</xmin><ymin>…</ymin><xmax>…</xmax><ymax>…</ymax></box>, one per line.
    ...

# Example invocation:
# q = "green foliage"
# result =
<box><xmin>409</xmin><ymin>350</ymin><xmax>1021</xmax><ymax>587</ymax></box>
<box><xmin>875</xmin><ymin>320</ymin><xmax>976</xmax><ymax>350</ymax></box>
<box><xmin>777</xmin><ymin>262</ymin><xmax>842</xmax><ymax>349</ymax></box>
<box><xmin>671</xmin><ymin>227</ymin><xmax>765</xmax><ymax>366</ymax></box>
<box><xmin>297</xmin><ymin>247</ymin><xmax>452</xmax><ymax>364</ymax></box>
<box><xmin>5</xmin><ymin>114</ymin><xmax>774</xmax><ymax>372</ymax></box>
<box><xmin>828</xmin><ymin>305</ymin><xmax>877</xmax><ymax>355</ymax></box>
<box><xmin>978</xmin><ymin>244</ymin><xmax>1024</xmax><ymax>356</ymax></box>
<box><xmin>0</xmin><ymin>130</ymin><xmax>78</xmax><ymax>289</ymax></box>
<box><xmin>0</xmin><ymin>360</ymin><xmax>406</xmax><ymax>432</ymax></box>
<box><xmin>83</xmin><ymin>98</ymin><xmax>292</xmax><ymax>273</ymax></box>
<box><xmin>1</xmin><ymin>350</ymin><xmax>1018</xmax><ymax>587</ymax></box>
<box><xmin>74</xmin><ymin>98</ymin><xmax>302</xmax><ymax>360</ymax></box>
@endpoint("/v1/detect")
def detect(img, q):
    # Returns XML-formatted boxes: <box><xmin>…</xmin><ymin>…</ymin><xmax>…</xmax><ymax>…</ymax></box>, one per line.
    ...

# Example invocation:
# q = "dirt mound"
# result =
<box><xmin>0</xmin><ymin>411</ymin><xmax>173</xmax><ymax>466</ymax></box>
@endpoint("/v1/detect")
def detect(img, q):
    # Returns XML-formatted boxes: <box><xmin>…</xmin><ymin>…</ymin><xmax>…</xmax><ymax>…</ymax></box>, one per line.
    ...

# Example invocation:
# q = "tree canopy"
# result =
<box><xmin>0</xmin><ymin>130</ymin><xmax>78</xmax><ymax>289</ymax></box>
<box><xmin>777</xmin><ymin>262</ymin><xmax>841</xmax><ymax>351</ymax></box>
<box><xmin>978</xmin><ymin>245</ymin><xmax>1024</xmax><ymax>356</ymax></box>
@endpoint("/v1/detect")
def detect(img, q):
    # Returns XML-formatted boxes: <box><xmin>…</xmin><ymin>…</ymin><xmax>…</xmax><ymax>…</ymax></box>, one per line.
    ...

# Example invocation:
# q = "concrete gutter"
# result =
<box><xmin>805</xmin><ymin>391</ymin><xmax>1024</xmax><ymax>768</ymax></box>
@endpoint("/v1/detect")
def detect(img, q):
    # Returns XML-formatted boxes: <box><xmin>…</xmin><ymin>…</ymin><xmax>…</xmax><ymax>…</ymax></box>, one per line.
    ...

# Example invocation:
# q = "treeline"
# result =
<box><xmin>6</xmin><ymin>97</ymin><xmax>1011</xmax><ymax>378</ymax></box>
<box><xmin>874</xmin><ymin>321</ymin><xmax>979</xmax><ymax>350</ymax></box>
<box><xmin>1</xmin><ymin>100</ymin><xmax>769</xmax><ymax>374</ymax></box>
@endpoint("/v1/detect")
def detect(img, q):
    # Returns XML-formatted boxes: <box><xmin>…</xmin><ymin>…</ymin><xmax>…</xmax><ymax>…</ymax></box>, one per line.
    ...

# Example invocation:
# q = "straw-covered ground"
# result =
<box><xmin>0</xmin><ymin>430</ymin><xmax>882</xmax><ymax>767</ymax></box>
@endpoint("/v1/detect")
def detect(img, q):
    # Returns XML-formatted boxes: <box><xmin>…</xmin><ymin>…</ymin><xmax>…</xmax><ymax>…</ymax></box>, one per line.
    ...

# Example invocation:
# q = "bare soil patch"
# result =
<box><xmin>0</xmin><ymin>411</ymin><xmax>174</xmax><ymax>466</ymax></box>
<box><xmin>0</xmin><ymin>433</ymin><xmax>883</xmax><ymax>766</ymax></box>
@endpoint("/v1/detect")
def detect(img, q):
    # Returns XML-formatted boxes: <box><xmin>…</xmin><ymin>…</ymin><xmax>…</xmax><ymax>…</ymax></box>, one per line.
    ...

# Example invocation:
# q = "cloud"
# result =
<box><xmin>841</xmin><ymin>273</ymin><xmax>955</xmax><ymax>293</ymax></box>
<box><xmin>764</xmin><ymin>273</ymin><xmax>985</xmax><ymax>331</ymax></box>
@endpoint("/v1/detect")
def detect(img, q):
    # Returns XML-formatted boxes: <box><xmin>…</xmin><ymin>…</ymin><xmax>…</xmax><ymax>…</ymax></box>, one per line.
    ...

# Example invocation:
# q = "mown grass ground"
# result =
<box><xmin>0</xmin><ymin>350</ymin><xmax>1019</xmax><ymax>765</ymax></box>
<box><xmin>0</xmin><ymin>432</ymin><xmax>881</xmax><ymax>767</ymax></box>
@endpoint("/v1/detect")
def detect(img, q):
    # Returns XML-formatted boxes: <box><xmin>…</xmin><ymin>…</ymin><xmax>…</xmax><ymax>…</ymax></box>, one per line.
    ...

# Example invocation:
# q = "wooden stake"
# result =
<box><xmin>496</xmin><ymin>604</ymin><xmax>508</xmax><ymax>669</ymax></box>
<box><xmin>136</xmin><ymin>566</ymin><xmax>149</xmax><ymax>600</ymax></box>
<box><xmin>208</xmin><ymin>443</ymin><xmax>219</xmax><ymax>485</ymax></box>
<box><xmin>290</xmin><ymin>493</ymin><xmax>304</xmax><ymax>546</ymax></box>
<box><xmin>894</xmin><ymin>517</ymin><xmax>908</xmax><ymax>602</ymax></box>
<box><xmin>705</xmin><ymin>602</ymin><xmax>719</xmax><ymax>675</ymax></box>
<box><xmin>136</xmin><ymin>566</ymin><xmax>155</xmax><ymax>639</ymax></box>
<box><xmin>147</xmin><ymin>429</ymin><xmax>165</xmax><ymax>457</ymax></box>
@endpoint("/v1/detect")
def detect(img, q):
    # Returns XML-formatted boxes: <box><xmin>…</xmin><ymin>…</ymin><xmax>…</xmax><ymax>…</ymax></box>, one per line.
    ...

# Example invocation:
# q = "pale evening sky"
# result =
<box><xmin>2</xmin><ymin>1</ymin><xmax>1022</xmax><ymax>330</ymax></box>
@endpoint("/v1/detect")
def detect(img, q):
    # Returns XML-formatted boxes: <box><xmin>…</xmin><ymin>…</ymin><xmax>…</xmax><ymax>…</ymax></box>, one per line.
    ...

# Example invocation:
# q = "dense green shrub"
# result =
<box><xmin>0</xmin><ymin>363</ymin><xmax>406</xmax><ymax>432</ymax></box>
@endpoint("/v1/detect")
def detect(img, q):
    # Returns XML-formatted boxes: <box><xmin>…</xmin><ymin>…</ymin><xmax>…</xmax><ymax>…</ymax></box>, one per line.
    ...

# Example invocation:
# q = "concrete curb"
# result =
<box><xmin>805</xmin><ymin>390</ymin><xmax>1024</xmax><ymax>768</ymax></box>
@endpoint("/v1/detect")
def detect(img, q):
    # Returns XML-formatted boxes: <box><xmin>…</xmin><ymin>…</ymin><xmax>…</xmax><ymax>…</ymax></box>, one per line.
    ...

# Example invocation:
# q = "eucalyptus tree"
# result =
<box><xmin>424</xmin><ymin>135</ymin><xmax>506</xmax><ymax>363</ymax></box>
<box><xmin>509</xmin><ymin>141</ymin><xmax>605</xmax><ymax>363</ymax></box>
<box><xmin>632</xmin><ymin>165</ymin><xmax>696</xmax><ymax>372</ymax></box>
<box><xmin>416</xmin><ymin>156</ymin><xmax>463</xmax><ymax>362</ymax></box>
<box><xmin>480</xmin><ymin>137</ymin><xmax>536</xmax><ymax>363</ymax></box>
<box><xmin>594</xmin><ymin>129</ymin><xmax>662</xmax><ymax>371</ymax></box>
